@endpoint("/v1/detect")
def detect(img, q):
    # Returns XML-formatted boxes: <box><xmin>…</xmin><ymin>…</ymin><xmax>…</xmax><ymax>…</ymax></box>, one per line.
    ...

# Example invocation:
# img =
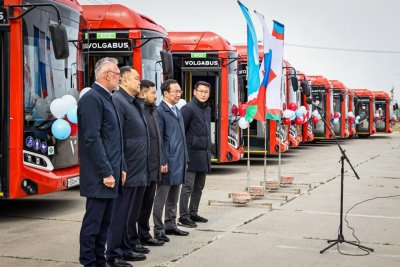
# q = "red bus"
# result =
<box><xmin>352</xmin><ymin>89</ymin><xmax>376</xmax><ymax>137</ymax></box>
<box><xmin>297</xmin><ymin>70</ymin><xmax>314</xmax><ymax>143</ymax></box>
<box><xmin>168</xmin><ymin>32</ymin><xmax>243</xmax><ymax>162</ymax></box>
<box><xmin>235</xmin><ymin>44</ymin><xmax>288</xmax><ymax>155</ymax></box>
<box><xmin>0</xmin><ymin>0</ymin><xmax>83</xmax><ymax>199</ymax></box>
<box><xmin>372</xmin><ymin>91</ymin><xmax>394</xmax><ymax>134</ymax></box>
<box><xmin>81</xmin><ymin>4</ymin><xmax>173</xmax><ymax>90</ymax></box>
<box><xmin>329</xmin><ymin>80</ymin><xmax>350</xmax><ymax>138</ymax></box>
<box><xmin>308</xmin><ymin>75</ymin><xmax>334</xmax><ymax>140</ymax></box>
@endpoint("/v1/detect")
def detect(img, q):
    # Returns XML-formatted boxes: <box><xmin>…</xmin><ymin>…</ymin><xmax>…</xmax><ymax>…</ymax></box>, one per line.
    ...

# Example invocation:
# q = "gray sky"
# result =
<box><xmin>79</xmin><ymin>0</ymin><xmax>400</xmax><ymax>103</ymax></box>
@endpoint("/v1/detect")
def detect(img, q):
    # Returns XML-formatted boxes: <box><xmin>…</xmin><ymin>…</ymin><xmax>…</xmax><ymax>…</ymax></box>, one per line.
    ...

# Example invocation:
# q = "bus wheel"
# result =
<box><xmin>358</xmin><ymin>134</ymin><xmax>370</xmax><ymax>138</ymax></box>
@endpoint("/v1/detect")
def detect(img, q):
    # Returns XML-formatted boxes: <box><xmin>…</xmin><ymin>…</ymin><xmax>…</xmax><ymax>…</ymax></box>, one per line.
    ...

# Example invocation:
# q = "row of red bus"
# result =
<box><xmin>0</xmin><ymin>1</ymin><xmax>397</xmax><ymax>199</ymax></box>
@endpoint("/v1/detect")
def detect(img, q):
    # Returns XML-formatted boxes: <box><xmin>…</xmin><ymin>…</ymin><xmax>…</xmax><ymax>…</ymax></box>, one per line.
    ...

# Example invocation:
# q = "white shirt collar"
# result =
<box><xmin>163</xmin><ymin>99</ymin><xmax>175</xmax><ymax>109</ymax></box>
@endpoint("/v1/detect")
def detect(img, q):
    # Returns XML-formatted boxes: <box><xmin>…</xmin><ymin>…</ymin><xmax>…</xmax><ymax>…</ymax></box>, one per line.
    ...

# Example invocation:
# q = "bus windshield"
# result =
<box><xmin>141</xmin><ymin>30</ymin><xmax>164</xmax><ymax>93</ymax></box>
<box><xmin>311</xmin><ymin>86</ymin><xmax>325</xmax><ymax>136</ymax></box>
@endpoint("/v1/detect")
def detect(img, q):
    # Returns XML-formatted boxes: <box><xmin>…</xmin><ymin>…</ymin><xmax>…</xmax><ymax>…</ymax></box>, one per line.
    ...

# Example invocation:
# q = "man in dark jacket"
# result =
<box><xmin>178</xmin><ymin>81</ymin><xmax>212</xmax><ymax>228</ymax></box>
<box><xmin>78</xmin><ymin>57</ymin><xmax>126</xmax><ymax>267</ymax></box>
<box><xmin>106</xmin><ymin>66</ymin><xmax>147</xmax><ymax>266</ymax></box>
<box><xmin>153</xmin><ymin>79</ymin><xmax>189</xmax><ymax>242</ymax></box>
<box><xmin>126</xmin><ymin>80</ymin><xmax>165</xmax><ymax>247</ymax></box>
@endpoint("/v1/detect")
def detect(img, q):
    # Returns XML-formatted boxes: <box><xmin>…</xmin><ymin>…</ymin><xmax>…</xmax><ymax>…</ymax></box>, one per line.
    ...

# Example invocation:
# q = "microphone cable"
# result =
<box><xmin>337</xmin><ymin>193</ymin><xmax>400</xmax><ymax>256</ymax></box>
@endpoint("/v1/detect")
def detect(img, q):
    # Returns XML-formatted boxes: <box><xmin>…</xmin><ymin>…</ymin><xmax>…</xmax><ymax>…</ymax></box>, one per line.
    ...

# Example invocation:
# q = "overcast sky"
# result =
<box><xmin>78</xmin><ymin>0</ymin><xmax>400</xmax><ymax>103</ymax></box>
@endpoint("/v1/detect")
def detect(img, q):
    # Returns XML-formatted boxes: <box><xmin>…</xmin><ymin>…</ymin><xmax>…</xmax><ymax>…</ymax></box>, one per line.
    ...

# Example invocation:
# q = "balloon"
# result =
<box><xmin>356</xmin><ymin>115</ymin><xmax>360</xmax><ymax>120</ymax></box>
<box><xmin>294</xmin><ymin>117</ymin><xmax>303</xmax><ymax>126</ymax></box>
<box><xmin>299</xmin><ymin>106</ymin><xmax>307</xmax><ymax>114</ymax></box>
<box><xmin>348</xmin><ymin>111</ymin><xmax>354</xmax><ymax>117</ymax></box>
<box><xmin>62</xmin><ymin>94</ymin><xmax>77</xmax><ymax>109</ymax></box>
<box><xmin>312</xmin><ymin>110</ymin><xmax>320</xmax><ymax>117</ymax></box>
<box><xmin>50</xmin><ymin>98</ymin><xmax>68</xmax><ymax>119</ymax></box>
<box><xmin>35</xmin><ymin>98</ymin><xmax>50</xmax><ymax>119</ymax></box>
<box><xmin>349</xmin><ymin>117</ymin><xmax>355</xmax><ymax>123</ymax></box>
<box><xmin>238</xmin><ymin>103</ymin><xmax>248</xmax><ymax>117</ymax></box>
<box><xmin>333</xmin><ymin>118</ymin><xmax>339</xmax><ymax>124</ymax></box>
<box><xmin>283</xmin><ymin>109</ymin><xmax>293</xmax><ymax>119</ymax></box>
<box><xmin>69</xmin><ymin>122</ymin><xmax>78</xmax><ymax>136</ymax></box>
<box><xmin>295</xmin><ymin>109</ymin><xmax>303</xmax><ymax>118</ymax></box>
<box><xmin>288</xmin><ymin>102</ymin><xmax>298</xmax><ymax>111</ymax></box>
<box><xmin>289</xmin><ymin>111</ymin><xmax>296</xmax><ymax>120</ymax></box>
<box><xmin>311</xmin><ymin>116</ymin><xmax>319</xmax><ymax>123</ymax></box>
<box><xmin>176</xmin><ymin>99</ymin><xmax>187</xmax><ymax>110</ymax></box>
<box><xmin>238</xmin><ymin>117</ymin><xmax>249</xmax><ymax>129</ymax></box>
<box><xmin>79</xmin><ymin>87</ymin><xmax>91</xmax><ymax>99</ymax></box>
<box><xmin>231</xmin><ymin>104</ymin><xmax>238</xmax><ymax>116</ymax></box>
<box><xmin>375</xmin><ymin>116</ymin><xmax>381</xmax><ymax>120</ymax></box>
<box><xmin>67</xmin><ymin>105</ymin><xmax>78</xmax><ymax>124</ymax></box>
<box><xmin>355</xmin><ymin>119</ymin><xmax>360</xmax><ymax>125</ymax></box>
<box><xmin>283</xmin><ymin>118</ymin><xmax>291</xmax><ymax>125</ymax></box>
<box><xmin>333</xmin><ymin>112</ymin><xmax>340</xmax><ymax>119</ymax></box>
<box><xmin>51</xmin><ymin>119</ymin><xmax>71</xmax><ymax>140</ymax></box>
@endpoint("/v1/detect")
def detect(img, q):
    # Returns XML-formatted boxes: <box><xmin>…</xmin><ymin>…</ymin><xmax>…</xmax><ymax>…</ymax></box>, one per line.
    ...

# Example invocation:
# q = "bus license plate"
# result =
<box><xmin>67</xmin><ymin>176</ymin><xmax>80</xmax><ymax>188</ymax></box>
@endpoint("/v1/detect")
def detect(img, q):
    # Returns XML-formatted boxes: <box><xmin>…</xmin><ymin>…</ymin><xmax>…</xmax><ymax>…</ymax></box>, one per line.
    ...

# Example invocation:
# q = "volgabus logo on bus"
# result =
<box><xmin>183</xmin><ymin>59</ymin><xmax>220</xmax><ymax>68</ymax></box>
<box><xmin>82</xmin><ymin>39</ymin><xmax>131</xmax><ymax>52</ymax></box>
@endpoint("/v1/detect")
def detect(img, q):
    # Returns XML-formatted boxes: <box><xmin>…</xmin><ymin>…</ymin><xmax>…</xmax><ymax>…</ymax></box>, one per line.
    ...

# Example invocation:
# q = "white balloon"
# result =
<box><xmin>348</xmin><ymin>111</ymin><xmax>354</xmax><ymax>117</ymax></box>
<box><xmin>35</xmin><ymin>98</ymin><xmax>50</xmax><ymax>119</ymax></box>
<box><xmin>50</xmin><ymin>98</ymin><xmax>68</xmax><ymax>119</ymax></box>
<box><xmin>356</xmin><ymin>115</ymin><xmax>360</xmax><ymax>120</ymax></box>
<box><xmin>62</xmin><ymin>94</ymin><xmax>77</xmax><ymax>109</ymax></box>
<box><xmin>283</xmin><ymin>109</ymin><xmax>293</xmax><ymax>119</ymax></box>
<box><xmin>79</xmin><ymin>87</ymin><xmax>91</xmax><ymax>99</ymax></box>
<box><xmin>176</xmin><ymin>99</ymin><xmax>187</xmax><ymax>110</ymax></box>
<box><xmin>238</xmin><ymin>117</ymin><xmax>249</xmax><ymax>129</ymax></box>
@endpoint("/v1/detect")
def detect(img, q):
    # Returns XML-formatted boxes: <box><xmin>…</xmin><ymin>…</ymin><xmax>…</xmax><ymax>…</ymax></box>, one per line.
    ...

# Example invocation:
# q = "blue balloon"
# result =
<box><xmin>355</xmin><ymin>119</ymin><xmax>360</xmax><ymax>125</ymax></box>
<box><xmin>51</xmin><ymin>119</ymin><xmax>71</xmax><ymax>140</ymax></box>
<box><xmin>295</xmin><ymin>109</ymin><xmax>303</xmax><ymax>118</ymax></box>
<box><xmin>67</xmin><ymin>106</ymin><xmax>78</xmax><ymax>124</ymax></box>
<box><xmin>333</xmin><ymin>118</ymin><xmax>339</xmax><ymax>124</ymax></box>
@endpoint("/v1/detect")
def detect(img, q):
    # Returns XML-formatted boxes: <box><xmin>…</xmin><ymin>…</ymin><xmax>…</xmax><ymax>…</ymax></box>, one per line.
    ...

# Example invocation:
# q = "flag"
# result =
<box><xmin>265</xmin><ymin>20</ymin><xmax>285</xmax><ymax>121</ymax></box>
<box><xmin>252</xmin><ymin>11</ymin><xmax>273</xmax><ymax>121</ymax></box>
<box><xmin>237</xmin><ymin>1</ymin><xmax>260</xmax><ymax>120</ymax></box>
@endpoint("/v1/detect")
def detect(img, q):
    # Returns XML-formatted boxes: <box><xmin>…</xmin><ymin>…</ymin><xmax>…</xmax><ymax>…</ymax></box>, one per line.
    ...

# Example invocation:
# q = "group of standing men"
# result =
<box><xmin>78</xmin><ymin>57</ymin><xmax>212</xmax><ymax>267</ymax></box>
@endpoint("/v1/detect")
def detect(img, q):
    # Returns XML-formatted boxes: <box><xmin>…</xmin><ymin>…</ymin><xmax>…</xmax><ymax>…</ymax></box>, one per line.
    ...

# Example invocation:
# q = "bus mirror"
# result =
<box><xmin>49</xmin><ymin>24</ymin><xmax>69</xmax><ymax>59</ymax></box>
<box><xmin>301</xmin><ymin>81</ymin><xmax>310</xmax><ymax>96</ymax></box>
<box><xmin>160</xmin><ymin>50</ymin><xmax>174</xmax><ymax>80</ymax></box>
<box><xmin>290</xmin><ymin>76</ymin><xmax>299</xmax><ymax>91</ymax></box>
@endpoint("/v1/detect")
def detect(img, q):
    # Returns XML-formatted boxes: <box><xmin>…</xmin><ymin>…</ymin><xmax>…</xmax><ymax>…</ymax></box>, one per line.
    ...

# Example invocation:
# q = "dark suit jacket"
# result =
<box><xmin>78</xmin><ymin>82</ymin><xmax>124</xmax><ymax>198</ymax></box>
<box><xmin>112</xmin><ymin>88</ymin><xmax>149</xmax><ymax>187</ymax></box>
<box><xmin>156</xmin><ymin>100</ymin><xmax>188</xmax><ymax>185</ymax></box>
<box><xmin>181</xmin><ymin>96</ymin><xmax>212</xmax><ymax>172</ymax></box>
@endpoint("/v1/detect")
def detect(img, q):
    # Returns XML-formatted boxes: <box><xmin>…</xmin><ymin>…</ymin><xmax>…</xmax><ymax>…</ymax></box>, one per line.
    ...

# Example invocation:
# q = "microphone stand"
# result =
<box><xmin>311</xmin><ymin>103</ymin><xmax>374</xmax><ymax>254</ymax></box>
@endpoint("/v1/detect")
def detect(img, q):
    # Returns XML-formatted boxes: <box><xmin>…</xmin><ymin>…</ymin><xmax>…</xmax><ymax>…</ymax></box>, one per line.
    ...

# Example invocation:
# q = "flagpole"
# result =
<box><xmin>278</xmin><ymin>123</ymin><xmax>282</xmax><ymax>184</ymax></box>
<box><xmin>246</xmin><ymin>126</ymin><xmax>250</xmax><ymax>191</ymax></box>
<box><xmin>263</xmin><ymin>120</ymin><xmax>267</xmax><ymax>185</ymax></box>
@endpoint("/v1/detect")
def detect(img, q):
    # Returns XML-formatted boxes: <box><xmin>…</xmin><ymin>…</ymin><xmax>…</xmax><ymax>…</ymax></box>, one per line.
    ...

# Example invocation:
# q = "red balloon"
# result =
<box><xmin>283</xmin><ymin>118</ymin><xmax>291</xmax><ymax>125</ymax></box>
<box><xmin>288</xmin><ymin>102</ymin><xmax>298</xmax><ymax>111</ymax></box>
<box><xmin>238</xmin><ymin>103</ymin><xmax>248</xmax><ymax>117</ymax></box>
<box><xmin>311</xmin><ymin>116</ymin><xmax>319</xmax><ymax>123</ymax></box>
<box><xmin>391</xmin><ymin>118</ymin><xmax>397</xmax><ymax>122</ymax></box>
<box><xmin>295</xmin><ymin>117</ymin><xmax>303</xmax><ymax>126</ymax></box>
<box><xmin>333</xmin><ymin>112</ymin><xmax>340</xmax><ymax>119</ymax></box>
<box><xmin>231</xmin><ymin>104</ymin><xmax>238</xmax><ymax>116</ymax></box>
<box><xmin>349</xmin><ymin>116</ymin><xmax>355</xmax><ymax>123</ymax></box>
<box><xmin>375</xmin><ymin>116</ymin><xmax>381</xmax><ymax>121</ymax></box>
<box><xmin>70</xmin><ymin>122</ymin><xmax>78</xmax><ymax>136</ymax></box>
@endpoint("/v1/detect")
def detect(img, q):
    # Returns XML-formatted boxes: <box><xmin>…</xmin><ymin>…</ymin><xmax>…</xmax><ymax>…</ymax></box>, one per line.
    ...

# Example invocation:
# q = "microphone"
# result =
<box><xmin>306</xmin><ymin>97</ymin><xmax>322</xmax><ymax>110</ymax></box>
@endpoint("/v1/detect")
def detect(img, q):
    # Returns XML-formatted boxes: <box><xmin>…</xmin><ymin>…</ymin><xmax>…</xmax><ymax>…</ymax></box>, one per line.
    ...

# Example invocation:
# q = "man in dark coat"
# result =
<box><xmin>106</xmin><ymin>66</ymin><xmax>147</xmax><ymax>267</ymax></box>
<box><xmin>153</xmin><ymin>79</ymin><xmax>189</xmax><ymax>242</ymax></box>
<box><xmin>178</xmin><ymin>81</ymin><xmax>212</xmax><ymax>228</ymax></box>
<box><xmin>126</xmin><ymin>80</ymin><xmax>165</xmax><ymax>247</ymax></box>
<box><xmin>78</xmin><ymin>57</ymin><xmax>126</xmax><ymax>267</ymax></box>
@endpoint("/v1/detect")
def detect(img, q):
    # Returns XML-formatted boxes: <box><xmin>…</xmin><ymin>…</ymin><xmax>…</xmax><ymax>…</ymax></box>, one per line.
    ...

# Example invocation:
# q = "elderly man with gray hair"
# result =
<box><xmin>78</xmin><ymin>57</ymin><xmax>127</xmax><ymax>267</ymax></box>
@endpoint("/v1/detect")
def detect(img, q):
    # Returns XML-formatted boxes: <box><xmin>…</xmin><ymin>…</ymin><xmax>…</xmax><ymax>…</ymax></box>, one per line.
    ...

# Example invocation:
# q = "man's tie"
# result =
<box><xmin>172</xmin><ymin>106</ymin><xmax>178</xmax><ymax>117</ymax></box>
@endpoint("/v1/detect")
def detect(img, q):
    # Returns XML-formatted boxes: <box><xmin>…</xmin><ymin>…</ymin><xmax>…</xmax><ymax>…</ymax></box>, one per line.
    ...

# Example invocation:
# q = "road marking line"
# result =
<box><xmin>299</xmin><ymin>210</ymin><xmax>400</xmax><ymax>220</ymax></box>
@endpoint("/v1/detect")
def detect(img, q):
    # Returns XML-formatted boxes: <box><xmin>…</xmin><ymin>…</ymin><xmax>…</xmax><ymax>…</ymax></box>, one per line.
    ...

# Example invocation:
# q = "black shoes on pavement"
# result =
<box><xmin>190</xmin><ymin>214</ymin><xmax>208</xmax><ymax>223</ymax></box>
<box><xmin>154</xmin><ymin>232</ymin><xmax>170</xmax><ymax>242</ymax></box>
<box><xmin>132</xmin><ymin>243</ymin><xmax>150</xmax><ymax>254</ymax></box>
<box><xmin>122</xmin><ymin>251</ymin><xmax>146</xmax><ymax>261</ymax></box>
<box><xmin>178</xmin><ymin>217</ymin><xmax>197</xmax><ymax>228</ymax></box>
<box><xmin>142</xmin><ymin>237</ymin><xmax>165</xmax><ymax>246</ymax></box>
<box><xmin>107</xmin><ymin>258</ymin><xmax>132</xmax><ymax>267</ymax></box>
<box><xmin>165</xmin><ymin>228</ymin><xmax>189</xmax><ymax>236</ymax></box>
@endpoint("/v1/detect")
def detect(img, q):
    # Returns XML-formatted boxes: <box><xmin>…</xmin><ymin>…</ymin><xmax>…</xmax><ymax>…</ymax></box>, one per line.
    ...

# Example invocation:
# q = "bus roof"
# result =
<box><xmin>372</xmin><ymin>91</ymin><xmax>390</xmax><ymax>99</ymax></box>
<box><xmin>351</xmin><ymin>89</ymin><xmax>374</xmax><ymax>97</ymax></box>
<box><xmin>169</xmin><ymin>32</ymin><xmax>236</xmax><ymax>52</ymax></box>
<box><xmin>234</xmin><ymin>44</ymin><xmax>264</xmax><ymax>62</ymax></box>
<box><xmin>329</xmin><ymin>80</ymin><xmax>347</xmax><ymax>93</ymax></box>
<box><xmin>56</xmin><ymin>0</ymin><xmax>82</xmax><ymax>11</ymax></box>
<box><xmin>81</xmin><ymin>4</ymin><xmax>167</xmax><ymax>35</ymax></box>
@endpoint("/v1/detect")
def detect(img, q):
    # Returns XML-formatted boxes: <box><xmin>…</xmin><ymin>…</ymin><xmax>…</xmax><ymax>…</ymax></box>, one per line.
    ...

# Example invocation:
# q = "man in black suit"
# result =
<box><xmin>178</xmin><ymin>81</ymin><xmax>212</xmax><ymax>228</ymax></box>
<box><xmin>106</xmin><ymin>66</ymin><xmax>148</xmax><ymax>266</ymax></box>
<box><xmin>153</xmin><ymin>79</ymin><xmax>189</xmax><ymax>242</ymax></box>
<box><xmin>126</xmin><ymin>80</ymin><xmax>165</xmax><ymax>248</ymax></box>
<box><xmin>78</xmin><ymin>57</ymin><xmax>126</xmax><ymax>267</ymax></box>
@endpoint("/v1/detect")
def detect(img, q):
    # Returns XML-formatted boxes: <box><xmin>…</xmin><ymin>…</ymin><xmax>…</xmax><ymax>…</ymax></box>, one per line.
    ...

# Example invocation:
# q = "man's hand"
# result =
<box><xmin>103</xmin><ymin>176</ymin><xmax>116</xmax><ymax>188</ymax></box>
<box><xmin>161</xmin><ymin>164</ymin><xmax>168</xmax><ymax>173</ymax></box>
<box><xmin>121</xmin><ymin>171</ymin><xmax>127</xmax><ymax>185</ymax></box>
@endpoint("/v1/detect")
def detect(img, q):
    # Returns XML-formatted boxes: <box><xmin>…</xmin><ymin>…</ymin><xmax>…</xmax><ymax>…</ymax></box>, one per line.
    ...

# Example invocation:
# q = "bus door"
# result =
<box><xmin>333</xmin><ymin>89</ymin><xmax>342</xmax><ymax>136</ymax></box>
<box><xmin>311</xmin><ymin>86</ymin><xmax>326</xmax><ymax>138</ymax></box>
<box><xmin>375</xmin><ymin>99</ymin><xmax>386</xmax><ymax>132</ymax></box>
<box><xmin>0</xmin><ymin>9</ymin><xmax>10</xmax><ymax>196</ymax></box>
<box><xmin>356</xmin><ymin>97</ymin><xmax>370</xmax><ymax>134</ymax></box>
<box><xmin>182</xmin><ymin>70</ymin><xmax>219</xmax><ymax>160</ymax></box>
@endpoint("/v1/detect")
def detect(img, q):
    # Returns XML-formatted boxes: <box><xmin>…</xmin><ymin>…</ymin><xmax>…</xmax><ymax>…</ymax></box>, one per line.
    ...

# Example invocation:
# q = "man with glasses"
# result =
<box><xmin>178</xmin><ymin>81</ymin><xmax>212</xmax><ymax>228</ymax></box>
<box><xmin>78</xmin><ymin>57</ymin><xmax>126</xmax><ymax>267</ymax></box>
<box><xmin>106</xmin><ymin>66</ymin><xmax>147</xmax><ymax>267</ymax></box>
<box><xmin>153</xmin><ymin>79</ymin><xmax>189</xmax><ymax>242</ymax></box>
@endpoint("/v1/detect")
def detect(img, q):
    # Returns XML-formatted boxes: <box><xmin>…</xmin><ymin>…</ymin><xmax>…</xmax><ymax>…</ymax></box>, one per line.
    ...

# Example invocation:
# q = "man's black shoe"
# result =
<box><xmin>132</xmin><ymin>243</ymin><xmax>150</xmax><ymax>254</ymax></box>
<box><xmin>178</xmin><ymin>217</ymin><xmax>197</xmax><ymax>228</ymax></box>
<box><xmin>154</xmin><ymin>232</ymin><xmax>170</xmax><ymax>242</ymax></box>
<box><xmin>190</xmin><ymin>214</ymin><xmax>208</xmax><ymax>223</ymax></box>
<box><xmin>107</xmin><ymin>257</ymin><xmax>132</xmax><ymax>267</ymax></box>
<box><xmin>122</xmin><ymin>251</ymin><xmax>146</xmax><ymax>261</ymax></box>
<box><xmin>165</xmin><ymin>227</ymin><xmax>189</xmax><ymax>236</ymax></box>
<box><xmin>142</xmin><ymin>237</ymin><xmax>165</xmax><ymax>246</ymax></box>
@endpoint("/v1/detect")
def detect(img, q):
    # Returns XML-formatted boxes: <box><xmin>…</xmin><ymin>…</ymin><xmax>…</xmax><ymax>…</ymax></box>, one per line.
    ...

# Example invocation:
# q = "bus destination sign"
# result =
<box><xmin>182</xmin><ymin>58</ymin><xmax>220</xmax><ymax>68</ymax></box>
<box><xmin>82</xmin><ymin>39</ymin><xmax>131</xmax><ymax>52</ymax></box>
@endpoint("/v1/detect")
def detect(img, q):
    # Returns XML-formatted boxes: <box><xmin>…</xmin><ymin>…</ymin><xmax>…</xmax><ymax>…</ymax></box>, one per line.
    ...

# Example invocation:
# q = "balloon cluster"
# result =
<box><xmin>374</xmin><ymin>112</ymin><xmax>382</xmax><ymax>121</ymax></box>
<box><xmin>232</xmin><ymin>103</ymin><xmax>255</xmax><ymax>129</ymax></box>
<box><xmin>311</xmin><ymin>110</ymin><xmax>322</xmax><ymax>124</ymax></box>
<box><xmin>282</xmin><ymin>103</ymin><xmax>309</xmax><ymax>126</ymax></box>
<box><xmin>50</xmin><ymin>94</ymin><xmax>79</xmax><ymax>140</ymax></box>
<box><xmin>348</xmin><ymin>111</ymin><xmax>356</xmax><ymax>124</ymax></box>
<box><xmin>332</xmin><ymin>112</ymin><xmax>341</xmax><ymax>124</ymax></box>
